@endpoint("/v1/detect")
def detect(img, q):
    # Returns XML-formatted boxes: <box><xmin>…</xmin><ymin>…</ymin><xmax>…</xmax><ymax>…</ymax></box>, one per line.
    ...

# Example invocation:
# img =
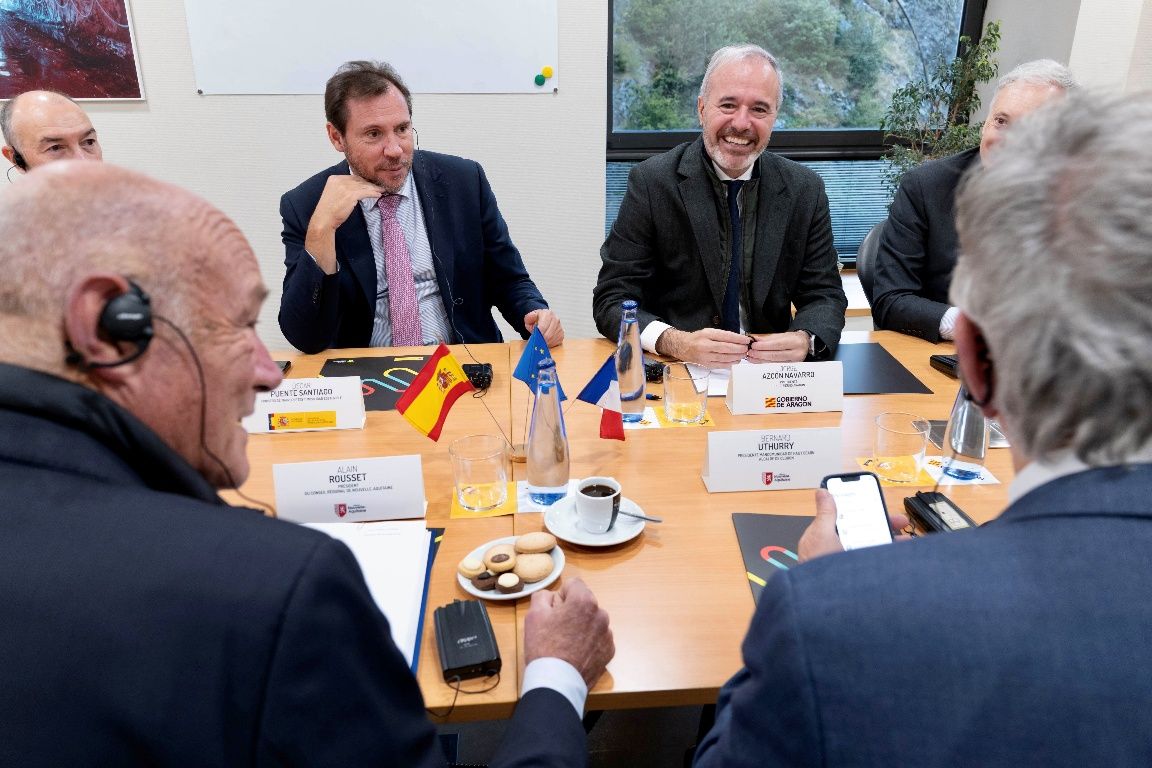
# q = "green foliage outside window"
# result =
<box><xmin>613</xmin><ymin>0</ymin><xmax>967</xmax><ymax>133</ymax></box>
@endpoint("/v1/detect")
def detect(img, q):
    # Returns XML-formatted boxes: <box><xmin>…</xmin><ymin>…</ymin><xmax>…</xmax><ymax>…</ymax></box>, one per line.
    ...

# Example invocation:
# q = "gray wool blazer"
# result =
<box><xmin>594</xmin><ymin>137</ymin><xmax>846</xmax><ymax>357</ymax></box>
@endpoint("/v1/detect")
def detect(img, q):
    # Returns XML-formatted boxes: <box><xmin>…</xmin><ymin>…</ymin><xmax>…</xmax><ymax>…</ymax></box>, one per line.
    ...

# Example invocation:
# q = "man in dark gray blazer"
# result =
<box><xmin>694</xmin><ymin>91</ymin><xmax>1152</xmax><ymax>767</ymax></box>
<box><xmin>872</xmin><ymin>60</ymin><xmax>1076</xmax><ymax>341</ymax></box>
<box><xmin>594</xmin><ymin>45</ymin><xmax>845</xmax><ymax>366</ymax></box>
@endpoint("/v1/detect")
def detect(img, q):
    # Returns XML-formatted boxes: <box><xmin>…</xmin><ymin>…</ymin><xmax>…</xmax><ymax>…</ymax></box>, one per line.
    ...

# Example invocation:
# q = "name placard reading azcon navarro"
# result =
<box><xmin>242</xmin><ymin>376</ymin><xmax>365</xmax><ymax>433</ymax></box>
<box><xmin>726</xmin><ymin>361</ymin><xmax>844</xmax><ymax>415</ymax></box>
<box><xmin>274</xmin><ymin>455</ymin><xmax>426</xmax><ymax>523</ymax></box>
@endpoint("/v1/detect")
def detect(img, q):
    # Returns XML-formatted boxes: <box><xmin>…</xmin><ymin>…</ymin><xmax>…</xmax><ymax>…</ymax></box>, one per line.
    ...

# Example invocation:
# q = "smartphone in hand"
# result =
<box><xmin>821</xmin><ymin>472</ymin><xmax>894</xmax><ymax>551</ymax></box>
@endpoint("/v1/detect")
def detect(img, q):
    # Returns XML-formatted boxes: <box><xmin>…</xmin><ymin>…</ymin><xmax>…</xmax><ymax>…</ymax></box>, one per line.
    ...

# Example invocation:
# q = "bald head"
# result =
<box><xmin>1</xmin><ymin>91</ymin><xmax>102</xmax><ymax>172</ymax></box>
<box><xmin>0</xmin><ymin>162</ymin><xmax>244</xmax><ymax>366</ymax></box>
<box><xmin>0</xmin><ymin>161</ymin><xmax>281</xmax><ymax>488</ymax></box>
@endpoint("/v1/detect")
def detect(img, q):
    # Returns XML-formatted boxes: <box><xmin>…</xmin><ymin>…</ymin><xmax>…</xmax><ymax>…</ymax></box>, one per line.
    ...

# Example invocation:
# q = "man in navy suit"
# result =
<box><xmin>694</xmin><ymin>90</ymin><xmax>1152</xmax><ymax>766</ymax></box>
<box><xmin>280</xmin><ymin>60</ymin><xmax>563</xmax><ymax>353</ymax></box>
<box><xmin>0</xmin><ymin>161</ymin><xmax>613</xmax><ymax>766</ymax></box>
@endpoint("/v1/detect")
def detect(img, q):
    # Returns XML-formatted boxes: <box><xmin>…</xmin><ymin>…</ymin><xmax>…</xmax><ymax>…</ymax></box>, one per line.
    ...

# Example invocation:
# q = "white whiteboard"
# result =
<box><xmin>183</xmin><ymin>0</ymin><xmax>559</xmax><ymax>94</ymax></box>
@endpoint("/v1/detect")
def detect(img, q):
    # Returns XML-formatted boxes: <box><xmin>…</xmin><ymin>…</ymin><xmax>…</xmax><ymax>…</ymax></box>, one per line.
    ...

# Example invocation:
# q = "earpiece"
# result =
<box><xmin>66</xmin><ymin>280</ymin><xmax>154</xmax><ymax>369</ymax></box>
<box><xmin>11</xmin><ymin>150</ymin><xmax>27</xmax><ymax>171</ymax></box>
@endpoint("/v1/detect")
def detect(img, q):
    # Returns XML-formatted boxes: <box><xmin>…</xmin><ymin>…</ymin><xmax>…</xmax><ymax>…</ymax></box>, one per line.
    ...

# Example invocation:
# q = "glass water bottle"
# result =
<box><xmin>617</xmin><ymin>299</ymin><xmax>645</xmax><ymax>423</ymax></box>
<box><xmin>526</xmin><ymin>358</ymin><xmax>570</xmax><ymax>505</ymax></box>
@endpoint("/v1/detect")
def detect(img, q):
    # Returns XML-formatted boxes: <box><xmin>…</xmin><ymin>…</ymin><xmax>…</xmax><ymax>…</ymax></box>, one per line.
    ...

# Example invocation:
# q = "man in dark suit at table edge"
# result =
<box><xmin>693</xmin><ymin>91</ymin><xmax>1152</xmax><ymax>766</ymax></box>
<box><xmin>594</xmin><ymin>44</ymin><xmax>846</xmax><ymax>367</ymax></box>
<box><xmin>870</xmin><ymin>59</ymin><xmax>1077</xmax><ymax>341</ymax></box>
<box><xmin>0</xmin><ymin>161</ymin><xmax>613</xmax><ymax>767</ymax></box>
<box><xmin>279</xmin><ymin>60</ymin><xmax>563</xmax><ymax>354</ymax></box>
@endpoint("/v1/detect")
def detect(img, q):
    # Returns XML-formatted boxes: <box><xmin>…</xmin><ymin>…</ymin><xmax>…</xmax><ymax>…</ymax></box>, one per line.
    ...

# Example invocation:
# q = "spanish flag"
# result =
<box><xmin>395</xmin><ymin>344</ymin><xmax>475</xmax><ymax>441</ymax></box>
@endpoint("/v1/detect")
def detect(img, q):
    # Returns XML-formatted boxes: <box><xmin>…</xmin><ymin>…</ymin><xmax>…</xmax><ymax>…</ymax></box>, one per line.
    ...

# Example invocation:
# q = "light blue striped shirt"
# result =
<box><xmin>361</xmin><ymin>171</ymin><xmax>452</xmax><ymax>347</ymax></box>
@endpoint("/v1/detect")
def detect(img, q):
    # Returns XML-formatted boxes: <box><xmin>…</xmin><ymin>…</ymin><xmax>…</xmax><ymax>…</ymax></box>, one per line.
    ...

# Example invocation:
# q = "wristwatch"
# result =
<box><xmin>797</xmin><ymin>329</ymin><xmax>819</xmax><ymax>359</ymax></box>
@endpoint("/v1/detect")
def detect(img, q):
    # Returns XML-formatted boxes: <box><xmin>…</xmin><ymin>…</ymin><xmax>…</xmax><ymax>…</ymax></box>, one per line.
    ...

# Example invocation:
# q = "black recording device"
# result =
<box><xmin>66</xmin><ymin>280</ymin><xmax>154</xmax><ymax>369</ymax></box>
<box><xmin>434</xmin><ymin>599</ymin><xmax>501</xmax><ymax>681</ymax></box>
<box><xmin>904</xmin><ymin>491</ymin><xmax>976</xmax><ymax>533</ymax></box>
<box><xmin>644</xmin><ymin>359</ymin><xmax>664</xmax><ymax>383</ymax></box>
<box><xmin>930</xmin><ymin>354</ymin><xmax>959</xmax><ymax>379</ymax></box>
<box><xmin>463</xmin><ymin>362</ymin><xmax>493</xmax><ymax>390</ymax></box>
<box><xmin>275</xmin><ymin>360</ymin><xmax>292</xmax><ymax>374</ymax></box>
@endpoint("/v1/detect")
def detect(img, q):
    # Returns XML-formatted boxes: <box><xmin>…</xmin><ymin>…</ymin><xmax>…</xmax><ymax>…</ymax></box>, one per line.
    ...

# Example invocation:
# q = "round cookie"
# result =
<box><xmin>457</xmin><ymin>556</ymin><xmax>485</xmax><ymax>579</ymax></box>
<box><xmin>471</xmin><ymin>570</ymin><xmax>498</xmax><ymax>591</ymax></box>
<box><xmin>513</xmin><ymin>552</ymin><xmax>554</xmax><ymax>583</ymax></box>
<box><xmin>496</xmin><ymin>572</ymin><xmax>523</xmax><ymax>594</ymax></box>
<box><xmin>483</xmin><ymin>543</ymin><xmax>517</xmax><ymax>573</ymax></box>
<box><xmin>514</xmin><ymin>531</ymin><xmax>557</xmax><ymax>554</ymax></box>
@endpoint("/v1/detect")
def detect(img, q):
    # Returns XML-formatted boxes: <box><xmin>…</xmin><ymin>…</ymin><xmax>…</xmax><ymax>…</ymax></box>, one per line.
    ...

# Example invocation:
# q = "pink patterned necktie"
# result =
<box><xmin>379</xmin><ymin>194</ymin><xmax>422</xmax><ymax>346</ymax></box>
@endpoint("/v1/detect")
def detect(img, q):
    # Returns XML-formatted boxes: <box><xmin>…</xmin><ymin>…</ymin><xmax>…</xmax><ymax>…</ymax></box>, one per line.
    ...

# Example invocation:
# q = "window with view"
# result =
<box><xmin>610</xmin><ymin>0</ymin><xmax>981</xmax><ymax>155</ymax></box>
<box><xmin>606</xmin><ymin>0</ymin><xmax>985</xmax><ymax>261</ymax></box>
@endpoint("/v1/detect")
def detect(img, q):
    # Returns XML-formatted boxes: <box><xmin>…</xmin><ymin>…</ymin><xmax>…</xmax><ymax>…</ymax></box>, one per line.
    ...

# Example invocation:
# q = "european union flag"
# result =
<box><xmin>513</xmin><ymin>327</ymin><xmax>567</xmax><ymax>400</ymax></box>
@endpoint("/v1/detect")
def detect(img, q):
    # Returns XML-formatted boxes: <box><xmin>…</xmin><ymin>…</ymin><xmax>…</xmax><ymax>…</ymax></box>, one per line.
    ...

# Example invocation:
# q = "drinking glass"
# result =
<box><xmin>873</xmin><ymin>412</ymin><xmax>930</xmax><ymax>483</ymax></box>
<box><xmin>663</xmin><ymin>362</ymin><xmax>708</xmax><ymax>424</ymax></box>
<box><xmin>449</xmin><ymin>435</ymin><xmax>510</xmax><ymax>511</ymax></box>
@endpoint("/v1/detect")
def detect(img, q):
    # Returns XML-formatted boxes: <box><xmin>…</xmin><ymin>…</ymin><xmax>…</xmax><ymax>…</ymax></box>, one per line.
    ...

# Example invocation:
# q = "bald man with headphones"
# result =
<box><xmin>1</xmin><ymin>90</ymin><xmax>102</xmax><ymax>173</ymax></box>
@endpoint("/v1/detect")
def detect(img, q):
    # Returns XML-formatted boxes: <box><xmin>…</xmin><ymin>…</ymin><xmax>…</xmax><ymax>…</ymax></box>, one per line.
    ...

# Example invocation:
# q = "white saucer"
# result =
<box><xmin>544</xmin><ymin>496</ymin><xmax>646</xmax><ymax>547</ymax></box>
<box><xmin>457</xmin><ymin>536</ymin><xmax>565</xmax><ymax>601</ymax></box>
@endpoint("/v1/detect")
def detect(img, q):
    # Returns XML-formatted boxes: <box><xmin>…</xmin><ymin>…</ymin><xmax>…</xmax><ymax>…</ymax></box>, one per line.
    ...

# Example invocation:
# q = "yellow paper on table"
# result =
<box><xmin>449</xmin><ymin>482</ymin><xmax>518</xmax><ymax>519</ymax></box>
<box><xmin>267</xmin><ymin>411</ymin><xmax>338</xmax><ymax>430</ymax></box>
<box><xmin>856</xmin><ymin>457</ymin><xmax>935</xmax><ymax>487</ymax></box>
<box><xmin>650</xmin><ymin>405</ymin><xmax>716</xmax><ymax>428</ymax></box>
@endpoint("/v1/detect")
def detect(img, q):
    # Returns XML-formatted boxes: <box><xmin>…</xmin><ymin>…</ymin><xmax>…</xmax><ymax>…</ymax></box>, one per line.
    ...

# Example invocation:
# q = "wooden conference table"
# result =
<box><xmin>235</xmin><ymin>331</ymin><xmax>1015</xmax><ymax>721</ymax></box>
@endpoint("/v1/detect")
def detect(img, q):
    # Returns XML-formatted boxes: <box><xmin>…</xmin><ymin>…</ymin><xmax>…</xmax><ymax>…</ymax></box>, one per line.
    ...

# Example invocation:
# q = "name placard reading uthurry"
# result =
<box><xmin>274</xmin><ymin>455</ymin><xmax>426</xmax><ymax>523</ymax></box>
<box><xmin>702</xmin><ymin>428</ymin><xmax>842</xmax><ymax>492</ymax></box>
<box><xmin>726</xmin><ymin>361</ymin><xmax>844</xmax><ymax>414</ymax></box>
<box><xmin>242</xmin><ymin>376</ymin><xmax>365</xmax><ymax>433</ymax></box>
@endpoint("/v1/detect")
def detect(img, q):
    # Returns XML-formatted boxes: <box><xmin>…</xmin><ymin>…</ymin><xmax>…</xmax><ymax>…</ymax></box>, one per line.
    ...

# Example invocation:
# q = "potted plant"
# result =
<box><xmin>881</xmin><ymin>20</ymin><xmax>1001</xmax><ymax>193</ymax></box>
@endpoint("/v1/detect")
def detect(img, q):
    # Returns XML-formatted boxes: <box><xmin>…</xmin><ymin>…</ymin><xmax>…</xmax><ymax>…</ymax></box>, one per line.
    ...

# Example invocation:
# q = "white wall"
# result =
<box><xmin>80</xmin><ymin>0</ymin><xmax>608</xmax><ymax>351</ymax></box>
<box><xmin>1068</xmin><ymin>0</ymin><xmax>1152</xmax><ymax>91</ymax></box>
<box><xmin>980</xmin><ymin>0</ymin><xmax>1151</xmax><ymax>111</ymax></box>
<box><xmin>976</xmin><ymin>0</ymin><xmax>1081</xmax><ymax>115</ymax></box>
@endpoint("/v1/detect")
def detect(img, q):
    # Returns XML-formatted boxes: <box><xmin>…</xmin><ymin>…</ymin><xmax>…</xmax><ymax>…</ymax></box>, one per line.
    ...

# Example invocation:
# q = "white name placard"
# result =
<box><xmin>702</xmin><ymin>428</ymin><xmax>842</xmax><ymax>492</ymax></box>
<box><xmin>274</xmin><ymin>455</ymin><xmax>426</xmax><ymax>523</ymax></box>
<box><xmin>726</xmin><ymin>361</ymin><xmax>844</xmax><ymax>414</ymax></box>
<box><xmin>242</xmin><ymin>376</ymin><xmax>365</xmax><ymax>433</ymax></box>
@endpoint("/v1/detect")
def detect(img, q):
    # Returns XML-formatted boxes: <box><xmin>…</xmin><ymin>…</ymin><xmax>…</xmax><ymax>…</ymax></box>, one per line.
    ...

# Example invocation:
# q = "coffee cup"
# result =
<box><xmin>575</xmin><ymin>476</ymin><xmax>621</xmax><ymax>534</ymax></box>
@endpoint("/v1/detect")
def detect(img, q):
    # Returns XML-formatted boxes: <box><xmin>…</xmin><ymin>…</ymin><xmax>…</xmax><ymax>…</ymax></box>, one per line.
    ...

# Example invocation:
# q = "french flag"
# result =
<box><xmin>576</xmin><ymin>354</ymin><xmax>626</xmax><ymax>441</ymax></box>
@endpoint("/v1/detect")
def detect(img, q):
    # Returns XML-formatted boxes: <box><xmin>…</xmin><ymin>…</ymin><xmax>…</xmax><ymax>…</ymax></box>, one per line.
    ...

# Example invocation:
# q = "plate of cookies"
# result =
<box><xmin>456</xmin><ymin>531</ymin><xmax>565</xmax><ymax>601</ymax></box>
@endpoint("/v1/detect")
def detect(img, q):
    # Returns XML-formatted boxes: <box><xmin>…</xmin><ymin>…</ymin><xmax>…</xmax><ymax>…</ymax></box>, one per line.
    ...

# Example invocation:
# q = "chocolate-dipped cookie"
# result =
<box><xmin>470</xmin><ymin>570</ymin><xmax>498</xmax><ymax>591</ymax></box>
<box><xmin>496</xmin><ymin>572</ymin><xmax>523</xmax><ymax>594</ymax></box>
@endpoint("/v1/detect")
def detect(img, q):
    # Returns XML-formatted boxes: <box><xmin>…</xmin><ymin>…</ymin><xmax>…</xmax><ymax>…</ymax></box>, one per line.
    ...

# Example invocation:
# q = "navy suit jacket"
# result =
<box><xmin>694</xmin><ymin>464</ymin><xmax>1152</xmax><ymax>767</ymax></box>
<box><xmin>871</xmin><ymin>148</ymin><xmax>980</xmax><ymax>341</ymax></box>
<box><xmin>279</xmin><ymin>153</ymin><xmax>548</xmax><ymax>353</ymax></box>
<box><xmin>0</xmin><ymin>365</ymin><xmax>586</xmax><ymax>767</ymax></box>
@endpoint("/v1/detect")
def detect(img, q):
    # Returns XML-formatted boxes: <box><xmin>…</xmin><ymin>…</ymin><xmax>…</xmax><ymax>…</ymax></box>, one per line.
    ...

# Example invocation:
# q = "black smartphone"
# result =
<box><xmin>904</xmin><ymin>491</ymin><xmax>976</xmax><ymax>533</ymax></box>
<box><xmin>275</xmin><ymin>360</ymin><xmax>292</xmax><ymax>374</ymax></box>
<box><xmin>821</xmin><ymin>472</ymin><xmax>894</xmax><ymax>550</ymax></box>
<box><xmin>929</xmin><ymin>354</ymin><xmax>959</xmax><ymax>378</ymax></box>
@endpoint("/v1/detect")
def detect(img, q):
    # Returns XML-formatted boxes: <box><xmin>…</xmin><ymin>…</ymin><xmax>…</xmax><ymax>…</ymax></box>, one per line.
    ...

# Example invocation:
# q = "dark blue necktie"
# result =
<box><xmin>722</xmin><ymin>180</ymin><xmax>745</xmax><ymax>332</ymax></box>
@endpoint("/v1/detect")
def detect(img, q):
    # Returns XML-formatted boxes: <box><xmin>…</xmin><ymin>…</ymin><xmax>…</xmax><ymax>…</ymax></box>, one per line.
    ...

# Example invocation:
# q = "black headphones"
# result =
<box><xmin>11</xmin><ymin>149</ymin><xmax>27</xmax><ymax>170</ymax></box>
<box><xmin>66</xmin><ymin>280</ymin><xmax>154</xmax><ymax>369</ymax></box>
